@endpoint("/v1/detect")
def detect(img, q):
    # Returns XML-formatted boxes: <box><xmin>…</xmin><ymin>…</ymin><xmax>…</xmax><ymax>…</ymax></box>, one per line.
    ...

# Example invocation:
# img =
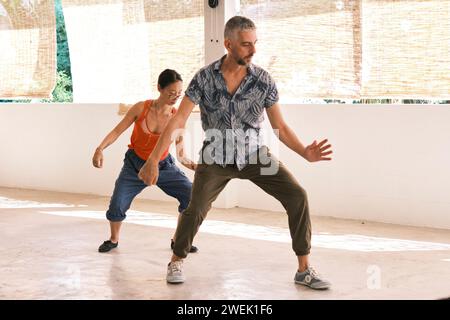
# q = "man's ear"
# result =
<box><xmin>224</xmin><ymin>38</ymin><xmax>232</xmax><ymax>51</ymax></box>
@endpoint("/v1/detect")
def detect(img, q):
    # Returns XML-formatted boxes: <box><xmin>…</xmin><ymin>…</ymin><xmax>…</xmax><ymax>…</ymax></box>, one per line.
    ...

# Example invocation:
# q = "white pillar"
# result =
<box><xmin>204</xmin><ymin>0</ymin><xmax>240</xmax><ymax>65</ymax></box>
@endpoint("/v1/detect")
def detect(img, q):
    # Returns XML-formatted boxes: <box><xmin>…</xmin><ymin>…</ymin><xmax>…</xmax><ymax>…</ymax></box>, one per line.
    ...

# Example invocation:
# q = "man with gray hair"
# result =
<box><xmin>139</xmin><ymin>16</ymin><xmax>333</xmax><ymax>290</ymax></box>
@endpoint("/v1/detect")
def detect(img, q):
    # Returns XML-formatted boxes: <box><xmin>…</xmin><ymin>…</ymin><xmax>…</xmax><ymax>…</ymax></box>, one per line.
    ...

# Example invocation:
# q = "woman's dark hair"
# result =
<box><xmin>158</xmin><ymin>69</ymin><xmax>182</xmax><ymax>89</ymax></box>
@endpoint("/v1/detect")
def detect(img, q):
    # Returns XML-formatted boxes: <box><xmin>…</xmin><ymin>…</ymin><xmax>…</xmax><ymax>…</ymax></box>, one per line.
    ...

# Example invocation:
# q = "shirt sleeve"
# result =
<box><xmin>264</xmin><ymin>73</ymin><xmax>279</xmax><ymax>108</ymax></box>
<box><xmin>185</xmin><ymin>70</ymin><xmax>203</xmax><ymax>105</ymax></box>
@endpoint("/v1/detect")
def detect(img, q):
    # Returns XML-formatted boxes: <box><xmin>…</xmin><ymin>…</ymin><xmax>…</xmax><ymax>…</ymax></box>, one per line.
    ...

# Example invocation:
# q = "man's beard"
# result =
<box><xmin>236</xmin><ymin>55</ymin><xmax>252</xmax><ymax>66</ymax></box>
<box><xmin>237</xmin><ymin>58</ymin><xmax>246</xmax><ymax>66</ymax></box>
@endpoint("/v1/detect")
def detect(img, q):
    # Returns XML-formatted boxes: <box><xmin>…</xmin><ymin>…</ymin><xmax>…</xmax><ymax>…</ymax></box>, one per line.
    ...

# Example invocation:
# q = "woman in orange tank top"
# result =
<box><xmin>92</xmin><ymin>69</ymin><xmax>199</xmax><ymax>254</ymax></box>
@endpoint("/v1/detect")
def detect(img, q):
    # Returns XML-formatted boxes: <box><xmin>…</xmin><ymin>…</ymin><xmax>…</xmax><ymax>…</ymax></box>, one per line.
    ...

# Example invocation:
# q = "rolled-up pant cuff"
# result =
<box><xmin>173</xmin><ymin>249</ymin><xmax>188</xmax><ymax>259</ymax></box>
<box><xmin>106</xmin><ymin>213</ymin><xmax>126</xmax><ymax>222</ymax></box>
<box><xmin>295</xmin><ymin>249</ymin><xmax>310</xmax><ymax>256</ymax></box>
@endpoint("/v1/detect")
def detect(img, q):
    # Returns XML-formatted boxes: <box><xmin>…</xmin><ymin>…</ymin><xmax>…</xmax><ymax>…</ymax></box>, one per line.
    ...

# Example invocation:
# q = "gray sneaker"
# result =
<box><xmin>166</xmin><ymin>260</ymin><xmax>185</xmax><ymax>284</ymax></box>
<box><xmin>294</xmin><ymin>266</ymin><xmax>331</xmax><ymax>290</ymax></box>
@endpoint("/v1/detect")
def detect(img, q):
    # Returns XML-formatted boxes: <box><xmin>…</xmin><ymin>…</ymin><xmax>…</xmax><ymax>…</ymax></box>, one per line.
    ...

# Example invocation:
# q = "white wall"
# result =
<box><xmin>1</xmin><ymin>103</ymin><xmax>449</xmax><ymax>229</ymax></box>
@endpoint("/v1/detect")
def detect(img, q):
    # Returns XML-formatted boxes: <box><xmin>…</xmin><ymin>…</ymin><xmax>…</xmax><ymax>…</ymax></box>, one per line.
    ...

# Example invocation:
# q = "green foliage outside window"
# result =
<box><xmin>0</xmin><ymin>0</ymin><xmax>72</xmax><ymax>103</ymax></box>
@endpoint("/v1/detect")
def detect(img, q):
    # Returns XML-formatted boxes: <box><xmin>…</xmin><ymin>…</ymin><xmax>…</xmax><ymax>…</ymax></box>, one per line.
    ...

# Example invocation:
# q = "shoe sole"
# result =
<box><xmin>295</xmin><ymin>280</ymin><xmax>330</xmax><ymax>290</ymax></box>
<box><xmin>167</xmin><ymin>278</ymin><xmax>185</xmax><ymax>284</ymax></box>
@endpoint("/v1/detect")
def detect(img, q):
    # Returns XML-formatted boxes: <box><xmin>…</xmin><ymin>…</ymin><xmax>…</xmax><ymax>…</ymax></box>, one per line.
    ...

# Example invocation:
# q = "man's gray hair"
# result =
<box><xmin>224</xmin><ymin>16</ymin><xmax>256</xmax><ymax>39</ymax></box>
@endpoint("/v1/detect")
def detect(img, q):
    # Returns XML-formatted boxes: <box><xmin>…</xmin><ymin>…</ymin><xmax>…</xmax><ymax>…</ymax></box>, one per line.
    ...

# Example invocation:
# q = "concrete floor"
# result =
<box><xmin>0</xmin><ymin>187</ymin><xmax>449</xmax><ymax>300</ymax></box>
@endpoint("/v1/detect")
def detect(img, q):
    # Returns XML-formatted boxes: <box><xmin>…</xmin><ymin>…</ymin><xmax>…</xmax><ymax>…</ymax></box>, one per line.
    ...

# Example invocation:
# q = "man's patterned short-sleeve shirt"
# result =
<box><xmin>185</xmin><ymin>55</ymin><xmax>279</xmax><ymax>170</ymax></box>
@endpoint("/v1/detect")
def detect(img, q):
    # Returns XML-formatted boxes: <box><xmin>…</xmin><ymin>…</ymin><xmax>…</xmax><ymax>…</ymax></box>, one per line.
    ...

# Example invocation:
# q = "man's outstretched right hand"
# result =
<box><xmin>138</xmin><ymin>160</ymin><xmax>159</xmax><ymax>185</ymax></box>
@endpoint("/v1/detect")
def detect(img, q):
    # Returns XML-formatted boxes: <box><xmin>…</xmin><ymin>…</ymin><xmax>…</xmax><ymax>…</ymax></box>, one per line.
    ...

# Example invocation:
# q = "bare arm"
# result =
<box><xmin>92</xmin><ymin>102</ymin><xmax>143</xmax><ymax>168</ymax></box>
<box><xmin>138</xmin><ymin>96</ymin><xmax>195</xmax><ymax>184</ymax></box>
<box><xmin>266</xmin><ymin>103</ymin><xmax>332</xmax><ymax>162</ymax></box>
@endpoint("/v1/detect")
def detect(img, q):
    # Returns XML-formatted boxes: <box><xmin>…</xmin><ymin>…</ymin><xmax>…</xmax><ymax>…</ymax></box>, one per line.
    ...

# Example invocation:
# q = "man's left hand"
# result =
<box><xmin>304</xmin><ymin>139</ymin><xmax>333</xmax><ymax>162</ymax></box>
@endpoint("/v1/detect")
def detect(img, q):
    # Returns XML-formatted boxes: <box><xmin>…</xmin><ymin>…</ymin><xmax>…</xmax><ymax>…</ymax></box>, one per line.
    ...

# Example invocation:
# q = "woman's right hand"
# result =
<box><xmin>92</xmin><ymin>148</ymin><xmax>104</xmax><ymax>168</ymax></box>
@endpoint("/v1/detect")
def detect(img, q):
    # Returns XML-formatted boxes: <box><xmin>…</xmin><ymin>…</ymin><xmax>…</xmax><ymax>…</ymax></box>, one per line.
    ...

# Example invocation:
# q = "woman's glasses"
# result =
<box><xmin>168</xmin><ymin>91</ymin><xmax>182</xmax><ymax>99</ymax></box>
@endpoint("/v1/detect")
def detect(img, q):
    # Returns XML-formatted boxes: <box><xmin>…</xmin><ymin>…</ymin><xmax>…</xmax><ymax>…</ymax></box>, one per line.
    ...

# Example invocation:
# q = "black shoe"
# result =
<box><xmin>171</xmin><ymin>239</ymin><xmax>198</xmax><ymax>253</ymax></box>
<box><xmin>98</xmin><ymin>240</ymin><xmax>118</xmax><ymax>253</ymax></box>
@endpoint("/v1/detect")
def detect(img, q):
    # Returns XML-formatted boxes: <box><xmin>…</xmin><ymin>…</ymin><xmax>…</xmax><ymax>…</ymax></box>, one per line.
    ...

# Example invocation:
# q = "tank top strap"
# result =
<box><xmin>137</xmin><ymin>100</ymin><xmax>151</xmax><ymax>121</ymax></box>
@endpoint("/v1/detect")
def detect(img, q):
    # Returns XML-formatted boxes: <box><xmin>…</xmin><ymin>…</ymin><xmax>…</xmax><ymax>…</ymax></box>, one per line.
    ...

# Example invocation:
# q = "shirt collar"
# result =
<box><xmin>213</xmin><ymin>54</ymin><xmax>256</xmax><ymax>77</ymax></box>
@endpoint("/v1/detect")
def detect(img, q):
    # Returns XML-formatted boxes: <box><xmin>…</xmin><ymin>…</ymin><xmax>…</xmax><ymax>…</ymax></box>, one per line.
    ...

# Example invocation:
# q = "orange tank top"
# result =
<box><xmin>128</xmin><ymin>100</ymin><xmax>176</xmax><ymax>161</ymax></box>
